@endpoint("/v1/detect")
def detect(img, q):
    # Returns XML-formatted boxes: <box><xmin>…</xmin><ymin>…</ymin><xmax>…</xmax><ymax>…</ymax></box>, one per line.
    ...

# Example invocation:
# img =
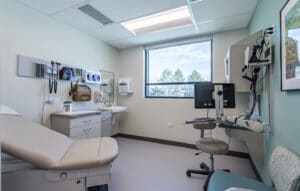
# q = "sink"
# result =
<box><xmin>98</xmin><ymin>106</ymin><xmax>127</xmax><ymax>113</ymax></box>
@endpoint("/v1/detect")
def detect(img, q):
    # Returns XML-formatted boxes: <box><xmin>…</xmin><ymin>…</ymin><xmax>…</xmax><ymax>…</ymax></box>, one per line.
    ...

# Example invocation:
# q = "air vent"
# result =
<box><xmin>78</xmin><ymin>4</ymin><xmax>113</xmax><ymax>25</ymax></box>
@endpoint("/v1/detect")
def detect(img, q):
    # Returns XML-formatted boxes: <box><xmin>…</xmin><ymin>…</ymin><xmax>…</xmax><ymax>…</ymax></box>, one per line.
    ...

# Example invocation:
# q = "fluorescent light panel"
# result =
<box><xmin>121</xmin><ymin>6</ymin><xmax>192</xmax><ymax>34</ymax></box>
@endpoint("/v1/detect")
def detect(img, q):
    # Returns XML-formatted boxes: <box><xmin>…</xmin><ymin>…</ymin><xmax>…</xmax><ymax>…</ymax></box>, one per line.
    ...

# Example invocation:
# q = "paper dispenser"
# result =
<box><xmin>118</xmin><ymin>78</ymin><xmax>132</xmax><ymax>95</ymax></box>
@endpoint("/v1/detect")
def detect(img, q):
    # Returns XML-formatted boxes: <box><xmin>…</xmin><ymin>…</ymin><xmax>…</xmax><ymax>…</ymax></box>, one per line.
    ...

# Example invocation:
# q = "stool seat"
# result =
<box><xmin>196</xmin><ymin>138</ymin><xmax>229</xmax><ymax>155</ymax></box>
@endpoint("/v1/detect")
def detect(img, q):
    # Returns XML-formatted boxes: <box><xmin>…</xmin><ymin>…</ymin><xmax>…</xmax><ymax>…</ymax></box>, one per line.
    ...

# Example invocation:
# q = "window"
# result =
<box><xmin>145</xmin><ymin>39</ymin><xmax>212</xmax><ymax>98</ymax></box>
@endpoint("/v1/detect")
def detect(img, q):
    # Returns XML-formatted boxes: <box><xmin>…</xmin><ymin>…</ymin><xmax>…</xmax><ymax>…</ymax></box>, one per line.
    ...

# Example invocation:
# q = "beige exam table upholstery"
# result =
<box><xmin>0</xmin><ymin>115</ymin><xmax>118</xmax><ymax>170</ymax></box>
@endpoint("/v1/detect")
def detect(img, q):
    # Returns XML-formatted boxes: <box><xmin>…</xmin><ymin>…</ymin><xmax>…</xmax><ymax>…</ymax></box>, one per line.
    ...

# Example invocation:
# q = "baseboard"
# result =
<box><xmin>113</xmin><ymin>133</ymin><xmax>197</xmax><ymax>149</ymax></box>
<box><xmin>114</xmin><ymin>133</ymin><xmax>249</xmax><ymax>158</ymax></box>
<box><xmin>113</xmin><ymin>133</ymin><xmax>263</xmax><ymax>181</ymax></box>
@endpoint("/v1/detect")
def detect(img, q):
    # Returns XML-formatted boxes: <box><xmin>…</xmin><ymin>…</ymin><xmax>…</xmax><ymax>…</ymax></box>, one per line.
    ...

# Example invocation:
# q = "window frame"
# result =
<box><xmin>144</xmin><ymin>38</ymin><xmax>213</xmax><ymax>99</ymax></box>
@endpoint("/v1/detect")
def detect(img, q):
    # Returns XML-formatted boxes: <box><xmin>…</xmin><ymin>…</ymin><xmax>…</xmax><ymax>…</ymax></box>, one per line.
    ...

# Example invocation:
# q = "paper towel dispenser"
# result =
<box><xmin>118</xmin><ymin>78</ymin><xmax>132</xmax><ymax>95</ymax></box>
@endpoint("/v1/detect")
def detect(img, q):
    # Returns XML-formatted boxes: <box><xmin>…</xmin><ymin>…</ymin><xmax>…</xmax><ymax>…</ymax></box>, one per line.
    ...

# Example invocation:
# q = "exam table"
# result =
<box><xmin>0</xmin><ymin>113</ymin><xmax>118</xmax><ymax>191</ymax></box>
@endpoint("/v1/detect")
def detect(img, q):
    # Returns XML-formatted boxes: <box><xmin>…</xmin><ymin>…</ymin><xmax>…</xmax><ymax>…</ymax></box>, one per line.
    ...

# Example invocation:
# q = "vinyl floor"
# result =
<box><xmin>109</xmin><ymin>137</ymin><xmax>257</xmax><ymax>191</ymax></box>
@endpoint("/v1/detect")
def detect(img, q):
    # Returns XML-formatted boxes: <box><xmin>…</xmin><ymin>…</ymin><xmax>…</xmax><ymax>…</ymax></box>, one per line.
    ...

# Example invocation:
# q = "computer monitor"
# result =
<box><xmin>194</xmin><ymin>82</ymin><xmax>235</xmax><ymax>109</ymax></box>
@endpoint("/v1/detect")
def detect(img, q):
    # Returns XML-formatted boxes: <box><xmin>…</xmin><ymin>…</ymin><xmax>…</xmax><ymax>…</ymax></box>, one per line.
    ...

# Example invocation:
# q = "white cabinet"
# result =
<box><xmin>101</xmin><ymin>111</ymin><xmax>112</xmax><ymax>137</ymax></box>
<box><xmin>225</xmin><ymin>30</ymin><xmax>268</xmax><ymax>93</ymax></box>
<box><xmin>225</xmin><ymin>47</ymin><xmax>251</xmax><ymax>92</ymax></box>
<box><xmin>51</xmin><ymin>112</ymin><xmax>101</xmax><ymax>139</ymax></box>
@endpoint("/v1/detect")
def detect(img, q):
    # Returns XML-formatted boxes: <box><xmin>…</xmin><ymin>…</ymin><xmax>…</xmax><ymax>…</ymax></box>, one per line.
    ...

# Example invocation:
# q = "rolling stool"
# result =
<box><xmin>186</xmin><ymin>118</ymin><xmax>230</xmax><ymax>191</ymax></box>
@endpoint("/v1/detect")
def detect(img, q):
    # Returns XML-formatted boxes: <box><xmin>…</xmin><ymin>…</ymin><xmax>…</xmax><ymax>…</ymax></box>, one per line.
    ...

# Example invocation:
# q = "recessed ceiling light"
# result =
<box><xmin>121</xmin><ymin>6</ymin><xmax>192</xmax><ymax>35</ymax></box>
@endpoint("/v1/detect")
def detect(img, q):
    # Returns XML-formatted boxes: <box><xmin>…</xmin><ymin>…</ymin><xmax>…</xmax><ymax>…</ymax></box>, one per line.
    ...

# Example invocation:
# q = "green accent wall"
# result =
<box><xmin>249</xmin><ymin>0</ymin><xmax>300</xmax><ymax>184</ymax></box>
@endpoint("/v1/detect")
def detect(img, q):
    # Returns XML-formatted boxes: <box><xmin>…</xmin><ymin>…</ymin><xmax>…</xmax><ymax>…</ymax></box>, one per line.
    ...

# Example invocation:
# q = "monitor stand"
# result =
<box><xmin>214</xmin><ymin>84</ymin><xmax>224</xmax><ymax>122</ymax></box>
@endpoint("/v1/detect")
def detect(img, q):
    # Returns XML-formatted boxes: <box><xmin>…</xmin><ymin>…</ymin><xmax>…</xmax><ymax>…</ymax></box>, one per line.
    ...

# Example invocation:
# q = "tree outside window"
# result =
<box><xmin>146</xmin><ymin>40</ymin><xmax>212</xmax><ymax>98</ymax></box>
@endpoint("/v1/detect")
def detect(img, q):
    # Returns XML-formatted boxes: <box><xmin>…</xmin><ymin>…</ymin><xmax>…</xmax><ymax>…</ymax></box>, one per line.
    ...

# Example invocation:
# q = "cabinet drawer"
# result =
<box><xmin>70</xmin><ymin>115</ymin><xmax>101</xmax><ymax>128</ymax></box>
<box><xmin>70</xmin><ymin>124</ymin><xmax>101</xmax><ymax>139</ymax></box>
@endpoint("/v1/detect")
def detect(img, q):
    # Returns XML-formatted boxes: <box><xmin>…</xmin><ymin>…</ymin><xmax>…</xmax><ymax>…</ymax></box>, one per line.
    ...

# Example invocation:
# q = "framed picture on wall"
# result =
<box><xmin>281</xmin><ymin>0</ymin><xmax>300</xmax><ymax>90</ymax></box>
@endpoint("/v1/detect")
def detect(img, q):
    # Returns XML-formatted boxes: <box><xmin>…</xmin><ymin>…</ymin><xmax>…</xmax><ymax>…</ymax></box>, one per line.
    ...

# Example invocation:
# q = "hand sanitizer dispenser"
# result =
<box><xmin>118</xmin><ymin>78</ymin><xmax>132</xmax><ymax>95</ymax></box>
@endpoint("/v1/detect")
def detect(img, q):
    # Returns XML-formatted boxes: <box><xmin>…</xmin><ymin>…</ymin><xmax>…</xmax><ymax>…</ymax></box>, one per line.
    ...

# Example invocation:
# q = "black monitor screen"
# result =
<box><xmin>194</xmin><ymin>82</ymin><xmax>235</xmax><ymax>109</ymax></box>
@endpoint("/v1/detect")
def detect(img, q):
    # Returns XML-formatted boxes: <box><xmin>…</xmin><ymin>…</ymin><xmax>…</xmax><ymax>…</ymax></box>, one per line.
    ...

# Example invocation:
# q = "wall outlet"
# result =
<box><xmin>167</xmin><ymin>122</ymin><xmax>174</xmax><ymax>128</ymax></box>
<box><xmin>45</xmin><ymin>97</ymin><xmax>57</xmax><ymax>104</ymax></box>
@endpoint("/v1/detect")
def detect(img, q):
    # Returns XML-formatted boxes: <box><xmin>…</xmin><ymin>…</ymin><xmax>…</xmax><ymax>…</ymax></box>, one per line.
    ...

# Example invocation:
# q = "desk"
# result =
<box><xmin>189</xmin><ymin>118</ymin><xmax>264</xmax><ymax>164</ymax></box>
<box><xmin>218</xmin><ymin>122</ymin><xmax>264</xmax><ymax>164</ymax></box>
<box><xmin>218</xmin><ymin>123</ymin><xmax>250</xmax><ymax>131</ymax></box>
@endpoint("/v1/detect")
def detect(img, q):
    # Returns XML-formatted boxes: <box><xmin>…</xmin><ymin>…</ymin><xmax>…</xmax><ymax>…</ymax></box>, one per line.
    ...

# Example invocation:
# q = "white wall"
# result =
<box><xmin>118</xmin><ymin>29</ymin><xmax>249</xmax><ymax>152</ymax></box>
<box><xmin>0</xmin><ymin>0</ymin><xmax>120</xmax><ymax>124</ymax></box>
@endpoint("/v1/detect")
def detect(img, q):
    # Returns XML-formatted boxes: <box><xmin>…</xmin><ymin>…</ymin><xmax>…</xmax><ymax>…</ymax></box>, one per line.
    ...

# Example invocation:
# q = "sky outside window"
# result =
<box><xmin>148</xmin><ymin>41</ymin><xmax>211</xmax><ymax>83</ymax></box>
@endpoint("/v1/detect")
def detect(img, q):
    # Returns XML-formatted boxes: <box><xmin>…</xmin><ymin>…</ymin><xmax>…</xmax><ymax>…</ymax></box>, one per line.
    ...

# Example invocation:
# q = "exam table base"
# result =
<box><xmin>2</xmin><ymin>165</ymin><xmax>111</xmax><ymax>191</ymax></box>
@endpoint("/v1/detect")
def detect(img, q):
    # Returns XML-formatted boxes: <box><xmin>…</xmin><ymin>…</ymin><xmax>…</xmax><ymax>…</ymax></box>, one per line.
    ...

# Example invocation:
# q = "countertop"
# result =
<box><xmin>51</xmin><ymin>110</ymin><xmax>101</xmax><ymax>118</ymax></box>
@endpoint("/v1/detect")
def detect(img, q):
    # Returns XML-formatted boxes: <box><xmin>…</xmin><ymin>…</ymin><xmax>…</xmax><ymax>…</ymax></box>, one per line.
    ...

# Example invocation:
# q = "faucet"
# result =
<box><xmin>103</xmin><ymin>96</ymin><xmax>112</xmax><ymax>107</ymax></box>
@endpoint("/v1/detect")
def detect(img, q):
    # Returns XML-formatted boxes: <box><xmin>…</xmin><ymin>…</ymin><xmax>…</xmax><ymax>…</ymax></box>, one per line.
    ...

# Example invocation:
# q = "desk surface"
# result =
<box><xmin>218</xmin><ymin>123</ymin><xmax>250</xmax><ymax>131</ymax></box>
<box><xmin>187</xmin><ymin>117</ymin><xmax>264</xmax><ymax>132</ymax></box>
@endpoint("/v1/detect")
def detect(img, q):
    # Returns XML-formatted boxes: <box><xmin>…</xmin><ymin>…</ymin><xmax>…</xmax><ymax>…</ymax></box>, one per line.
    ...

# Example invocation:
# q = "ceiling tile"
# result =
<box><xmin>15</xmin><ymin>0</ymin><xmax>257</xmax><ymax>49</ymax></box>
<box><xmin>190</xmin><ymin>0</ymin><xmax>257</xmax><ymax>23</ymax></box>
<box><xmin>17</xmin><ymin>0</ymin><xmax>88</xmax><ymax>14</ymax></box>
<box><xmin>52</xmin><ymin>7</ymin><xmax>102</xmax><ymax>32</ymax></box>
<box><xmin>89</xmin><ymin>0</ymin><xmax>187</xmax><ymax>23</ymax></box>
<box><xmin>108</xmin><ymin>13</ymin><xmax>252</xmax><ymax>49</ymax></box>
<box><xmin>87</xmin><ymin>23</ymin><xmax>134</xmax><ymax>41</ymax></box>
<box><xmin>196</xmin><ymin>13</ymin><xmax>252</xmax><ymax>34</ymax></box>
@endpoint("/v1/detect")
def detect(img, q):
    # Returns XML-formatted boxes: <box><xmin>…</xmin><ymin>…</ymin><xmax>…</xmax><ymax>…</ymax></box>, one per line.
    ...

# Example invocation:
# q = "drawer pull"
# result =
<box><xmin>82</xmin><ymin>128</ymin><xmax>92</xmax><ymax>133</ymax></box>
<box><xmin>60</xmin><ymin>172</ymin><xmax>68</xmax><ymax>180</ymax></box>
<box><xmin>82</xmin><ymin>120</ymin><xmax>92</xmax><ymax>124</ymax></box>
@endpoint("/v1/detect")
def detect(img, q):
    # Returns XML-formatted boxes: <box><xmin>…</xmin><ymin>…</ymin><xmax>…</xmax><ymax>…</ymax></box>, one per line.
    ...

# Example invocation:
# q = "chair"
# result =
<box><xmin>207</xmin><ymin>146</ymin><xmax>300</xmax><ymax>191</ymax></box>
<box><xmin>186</xmin><ymin>118</ymin><xmax>230</xmax><ymax>191</ymax></box>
